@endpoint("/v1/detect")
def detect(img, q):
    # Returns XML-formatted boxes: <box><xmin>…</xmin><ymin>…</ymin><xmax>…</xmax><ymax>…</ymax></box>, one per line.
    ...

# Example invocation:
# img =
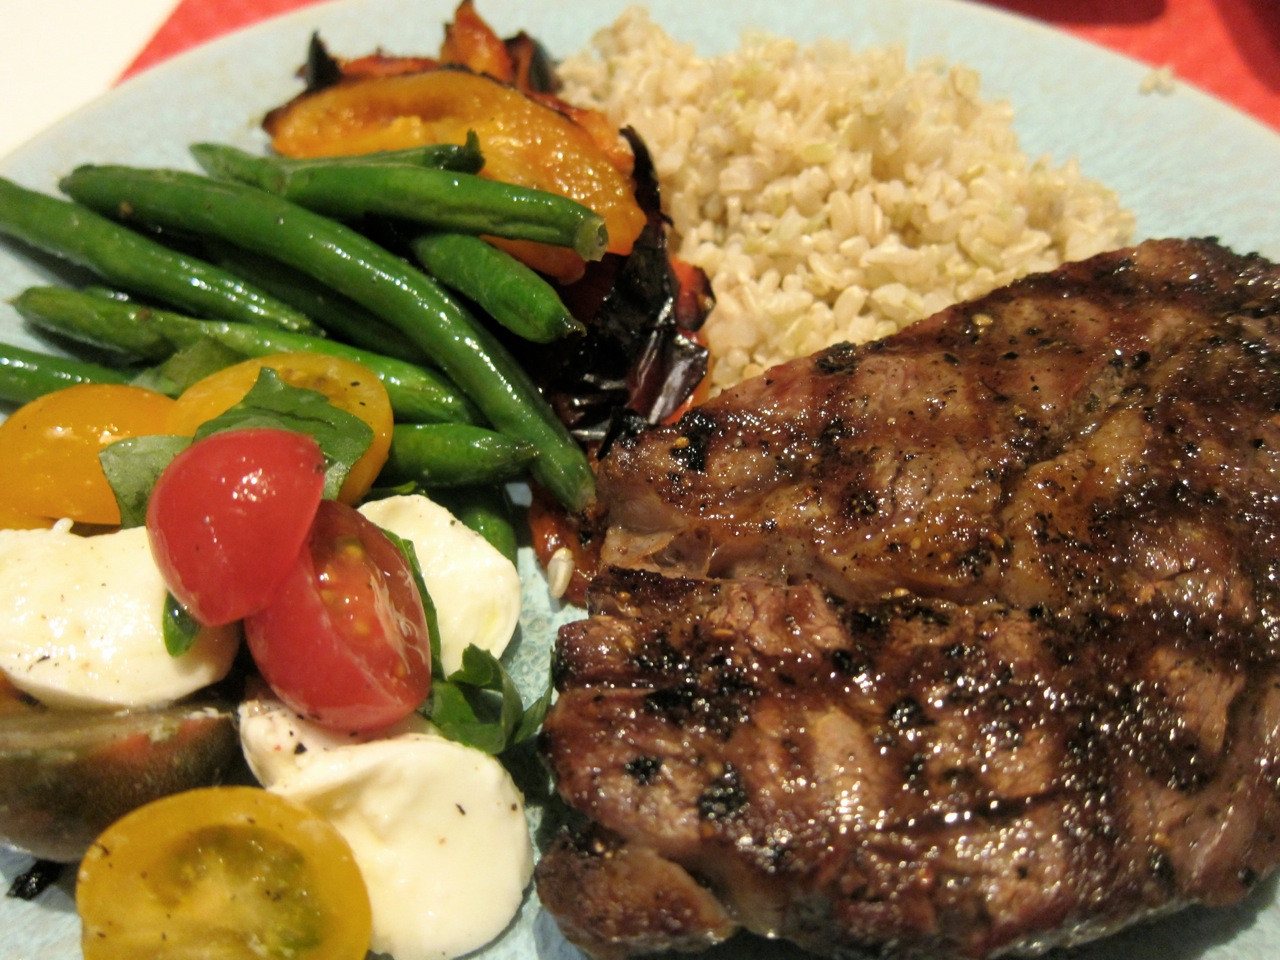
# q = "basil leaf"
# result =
<box><xmin>379</xmin><ymin>527</ymin><xmax>444</xmax><ymax>676</ymax></box>
<box><xmin>456</xmin><ymin>645</ymin><xmax>522</xmax><ymax>738</ymax></box>
<box><xmin>196</xmin><ymin>368</ymin><xmax>373</xmax><ymax>501</ymax></box>
<box><xmin>129</xmin><ymin>340</ymin><xmax>246</xmax><ymax>396</ymax></box>
<box><xmin>100</xmin><ymin>434</ymin><xmax>192</xmax><ymax>528</ymax></box>
<box><xmin>425</xmin><ymin>680</ymin><xmax>508</xmax><ymax>755</ymax></box>
<box><xmin>162</xmin><ymin>593</ymin><xmax>201</xmax><ymax>657</ymax></box>
<box><xmin>513</xmin><ymin>674</ymin><xmax>554</xmax><ymax>746</ymax></box>
<box><xmin>382</xmin><ymin>524</ymin><xmax>541</xmax><ymax>756</ymax></box>
<box><xmin>428</xmin><ymin>644</ymin><xmax>542</xmax><ymax>755</ymax></box>
<box><xmin>102</xmin><ymin>369</ymin><xmax>374</xmax><ymax>522</ymax></box>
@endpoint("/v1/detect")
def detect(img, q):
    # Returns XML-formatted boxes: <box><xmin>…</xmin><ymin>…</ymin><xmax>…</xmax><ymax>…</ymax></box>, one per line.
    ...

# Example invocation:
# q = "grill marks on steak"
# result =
<box><xmin>594</xmin><ymin>238</ymin><xmax>1280</xmax><ymax>621</ymax></box>
<box><xmin>542</xmin><ymin>572</ymin><xmax>1280</xmax><ymax>958</ymax></box>
<box><xmin>536</xmin><ymin>239</ymin><xmax>1280</xmax><ymax>959</ymax></box>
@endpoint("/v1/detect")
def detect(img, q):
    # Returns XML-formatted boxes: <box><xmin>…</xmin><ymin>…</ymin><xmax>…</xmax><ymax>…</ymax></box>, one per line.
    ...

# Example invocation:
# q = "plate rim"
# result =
<box><xmin>1</xmin><ymin>2</ymin><xmax>1278</xmax><ymax>960</ymax></box>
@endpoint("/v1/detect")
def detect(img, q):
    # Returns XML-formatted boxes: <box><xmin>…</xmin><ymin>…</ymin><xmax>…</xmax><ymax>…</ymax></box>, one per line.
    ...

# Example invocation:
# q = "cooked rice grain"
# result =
<box><xmin>558</xmin><ymin>9</ymin><xmax>1135</xmax><ymax>390</ymax></box>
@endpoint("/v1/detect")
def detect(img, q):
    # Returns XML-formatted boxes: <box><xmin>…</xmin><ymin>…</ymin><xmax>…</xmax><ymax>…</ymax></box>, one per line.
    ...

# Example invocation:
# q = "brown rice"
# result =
<box><xmin>558</xmin><ymin>8</ymin><xmax>1135</xmax><ymax>391</ymax></box>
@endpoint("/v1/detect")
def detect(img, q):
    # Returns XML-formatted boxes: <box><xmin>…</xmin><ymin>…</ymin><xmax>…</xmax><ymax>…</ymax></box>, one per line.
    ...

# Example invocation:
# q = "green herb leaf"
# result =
<box><xmin>514</xmin><ymin>673</ymin><xmax>554</xmax><ymax>746</ymax></box>
<box><xmin>379</xmin><ymin>526</ymin><xmax>443</xmax><ymax>674</ymax></box>
<box><xmin>196</xmin><ymin>368</ymin><xmax>373</xmax><ymax>500</ymax></box>
<box><xmin>423</xmin><ymin>644</ymin><xmax>545</xmax><ymax>755</ymax></box>
<box><xmin>129</xmin><ymin>339</ymin><xmax>246</xmax><ymax>395</ymax></box>
<box><xmin>425</xmin><ymin>680</ymin><xmax>508</xmax><ymax>755</ymax></box>
<box><xmin>102</xmin><ymin>369</ymin><xmax>374</xmax><ymax>526</ymax></box>
<box><xmin>381</xmin><ymin>524</ymin><xmax>541</xmax><ymax>756</ymax></box>
<box><xmin>100</xmin><ymin>434</ymin><xmax>192</xmax><ymax>528</ymax></box>
<box><xmin>455</xmin><ymin>644</ymin><xmax>524</xmax><ymax>731</ymax></box>
<box><xmin>162</xmin><ymin>592</ymin><xmax>202</xmax><ymax>657</ymax></box>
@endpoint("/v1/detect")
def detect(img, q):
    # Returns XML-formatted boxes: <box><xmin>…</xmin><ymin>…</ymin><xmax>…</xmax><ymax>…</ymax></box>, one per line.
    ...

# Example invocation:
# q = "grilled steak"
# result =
<box><xmin>536</xmin><ymin>238</ymin><xmax>1280</xmax><ymax>959</ymax></box>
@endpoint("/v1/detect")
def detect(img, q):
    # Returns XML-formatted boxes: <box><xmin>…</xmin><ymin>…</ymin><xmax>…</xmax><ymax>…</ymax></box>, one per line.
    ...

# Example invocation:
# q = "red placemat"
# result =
<box><xmin>985</xmin><ymin>0</ymin><xmax>1279</xmax><ymax>131</ymax></box>
<box><xmin>122</xmin><ymin>0</ymin><xmax>1280</xmax><ymax>132</ymax></box>
<box><xmin>125</xmin><ymin>0</ymin><xmax>318</xmax><ymax>77</ymax></box>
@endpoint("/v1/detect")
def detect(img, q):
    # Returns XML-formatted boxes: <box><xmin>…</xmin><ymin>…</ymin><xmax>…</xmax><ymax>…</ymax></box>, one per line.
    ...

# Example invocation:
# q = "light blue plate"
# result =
<box><xmin>2</xmin><ymin>1</ymin><xmax>1278</xmax><ymax>958</ymax></box>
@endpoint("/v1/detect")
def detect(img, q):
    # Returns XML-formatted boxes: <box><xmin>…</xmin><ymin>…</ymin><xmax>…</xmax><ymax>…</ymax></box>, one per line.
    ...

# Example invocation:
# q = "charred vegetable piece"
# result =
<box><xmin>190</xmin><ymin>143</ymin><xmax>608</xmax><ymax>261</ymax></box>
<box><xmin>301</xmin><ymin>6</ymin><xmax>621</xmax><ymax>167</ymax></box>
<box><xmin>0</xmin><ymin>177</ymin><xmax>319</xmax><ymax>335</ymax></box>
<box><xmin>6</xmin><ymin>858</ymin><xmax>63</xmax><ymax>900</ymax></box>
<box><xmin>514</xmin><ymin>130</ymin><xmax>712</xmax><ymax>442</ymax></box>
<box><xmin>441</xmin><ymin>0</ymin><xmax>516</xmax><ymax>81</ymax></box>
<box><xmin>263</xmin><ymin>68</ymin><xmax>645</xmax><ymax>283</ymax></box>
<box><xmin>303</xmin><ymin>2</ymin><xmax>549</xmax><ymax>96</ymax></box>
<box><xmin>0</xmin><ymin>701</ymin><xmax>245</xmax><ymax>862</ymax></box>
<box><xmin>503</xmin><ymin>31</ymin><xmax>559</xmax><ymax>96</ymax></box>
<box><xmin>301</xmin><ymin>33</ymin><xmax>439</xmax><ymax>91</ymax></box>
<box><xmin>59</xmin><ymin>165</ymin><xmax>595</xmax><ymax>511</ymax></box>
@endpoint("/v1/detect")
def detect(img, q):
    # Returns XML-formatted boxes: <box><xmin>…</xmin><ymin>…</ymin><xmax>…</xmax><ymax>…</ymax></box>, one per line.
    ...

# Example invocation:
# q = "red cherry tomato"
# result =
<box><xmin>165</xmin><ymin>353</ymin><xmax>392</xmax><ymax>507</ymax></box>
<box><xmin>244</xmin><ymin>499</ymin><xmax>433</xmax><ymax>732</ymax></box>
<box><xmin>147</xmin><ymin>428</ymin><xmax>326</xmax><ymax>627</ymax></box>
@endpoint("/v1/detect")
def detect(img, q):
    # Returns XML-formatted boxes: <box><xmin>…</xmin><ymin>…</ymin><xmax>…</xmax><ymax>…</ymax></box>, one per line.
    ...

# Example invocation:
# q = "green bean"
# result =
<box><xmin>11</xmin><ymin>285</ymin><xmax>482</xmax><ymax>425</ymax></box>
<box><xmin>409</xmin><ymin>232</ymin><xmax>584</xmax><ymax>343</ymax></box>
<box><xmin>205</xmin><ymin>240</ymin><xmax>425</xmax><ymax>362</ymax></box>
<box><xmin>201</xmin><ymin>133</ymin><xmax>486</xmax><ymax>177</ymax></box>
<box><xmin>0</xmin><ymin>177</ymin><xmax>320</xmax><ymax>335</ymax></box>
<box><xmin>59</xmin><ymin>166</ymin><xmax>594</xmax><ymax>510</ymax></box>
<box><xmin>11</xmin><ymin>286</ymin><xmax>173</xmax><ymax>360</ymax></box>
<box><xmin>381</xmin><ymin>423</ymin><xmax>537</xmax><ymax>488</ymax></box>
<box><xmin>189</xmin><ymin>143</ymin><xmax>608</xmax><ymax>261</ymax></box>
<box><xmin>0</xmin><ymin>342</ymin><xmax>128</xmax><ymax>405</ymax></box>
<box><xmin>430</xmin><ymin>485</ymin><xmax>519</xmax><ymax>565</ymax></box>
<box><xmin>82</xmin><ymin>286</ymin><xmax>133</xmax><ymax>301</ymax></box>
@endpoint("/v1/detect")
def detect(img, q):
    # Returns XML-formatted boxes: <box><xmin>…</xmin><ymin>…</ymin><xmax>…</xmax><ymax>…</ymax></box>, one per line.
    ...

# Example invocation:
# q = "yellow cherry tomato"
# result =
<box><xmin>0</xmin><ymin>502</ymin><xmax>55</xmax><ymax>531</ymax></box>
<box><xmin>77</xmin><ymin>786</ymin><xmax>372</xmax><ymax>960</ymax></box>
<box><xmin>165</xmin><ymin>353</ymin><xmax>393</xmax><ymax>505</ymax></box>
<box><xmin>0</xmin><ymin>384</ymin><xmax>176</xmax><ymax>526</ymax></box>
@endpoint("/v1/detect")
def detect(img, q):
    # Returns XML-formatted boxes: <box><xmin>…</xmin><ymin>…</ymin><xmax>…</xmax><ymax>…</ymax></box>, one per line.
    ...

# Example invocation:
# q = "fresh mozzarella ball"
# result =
<box><xmin>359</xmin><ymin>494</ymin><xmax>521</xmax><ymax>674</ymax></box>
<box><xmin>0</xmin><ymin>522</ymin><xmax>238</xmax><ymax>709</ymax></box>
<box><xmin>240</xmin><ymin>695</ymin><xmax>533</xmax><ymax>960</ymax></box>
<box><xmin>237</xmin><ymin>688</ymin><xmax>432</xmax><ymax>787</ymax></box>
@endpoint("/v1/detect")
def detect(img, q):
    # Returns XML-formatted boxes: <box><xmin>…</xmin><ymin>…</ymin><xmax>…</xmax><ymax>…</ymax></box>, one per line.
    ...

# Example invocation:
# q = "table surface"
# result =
<box><xmin>2</xmin><ymin>0</ymin><xmax>1278</xmax><ymax>160</ymax></box>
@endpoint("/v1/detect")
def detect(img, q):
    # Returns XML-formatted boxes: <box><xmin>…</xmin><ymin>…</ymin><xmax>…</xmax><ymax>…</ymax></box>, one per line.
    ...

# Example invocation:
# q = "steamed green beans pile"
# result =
<box><xmin>0</xmin><ymin>140</ymin><xmax>604</xmax><ymax>538</ymax></box>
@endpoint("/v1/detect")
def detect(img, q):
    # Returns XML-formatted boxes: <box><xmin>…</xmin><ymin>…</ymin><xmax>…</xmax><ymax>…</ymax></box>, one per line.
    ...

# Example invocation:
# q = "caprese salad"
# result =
<box><xmin>0</xmin><ymin>353</ymin><xmax>539</xmax><ymax>960</ymax></box>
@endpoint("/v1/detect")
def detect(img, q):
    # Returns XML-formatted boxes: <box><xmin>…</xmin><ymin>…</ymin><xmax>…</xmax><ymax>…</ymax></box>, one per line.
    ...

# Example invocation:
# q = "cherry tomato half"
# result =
<box><xmin>0</xmin><ymin>383</ymin><xmax>175</xmax><ymax>526</ymax></box>
<box><xmin>245</xmin><ymin>499</ymin><xmax>432</xmax><ymax>732</ymax></box>
<box><xmin>147</xmin><ymin>428</ymin><xmax>326</xmax><ymax>626</ymax></box>
<box><xmin>77</xmin><ymin>785</ymin><xmax>372</xmax><ymax>960</ymax></box>
<box><xmin>165</xmin><ymin>352</ymin><xmax>393</xmax><ymax>505</ymax></box>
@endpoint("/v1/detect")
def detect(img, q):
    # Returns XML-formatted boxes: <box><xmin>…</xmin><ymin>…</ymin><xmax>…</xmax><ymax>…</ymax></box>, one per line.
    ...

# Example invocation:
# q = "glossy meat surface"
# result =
<box><xmin>593</xmin><ymin>239</ymin><xmax>1280</xmax><ymax>618</ymax></box>
<box><xmin>537</xmin><ymin>239</ymin><xmax>1280</xmax><ymax>958</ymax></box>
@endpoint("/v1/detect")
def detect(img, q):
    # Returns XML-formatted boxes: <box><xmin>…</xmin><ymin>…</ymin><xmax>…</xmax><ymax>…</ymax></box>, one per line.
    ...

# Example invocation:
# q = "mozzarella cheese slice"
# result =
<box><xmin>0</xmin><ymin>521</ymin><xmax>238</xmax><ymax>709</ymax></box>
<box><xmin>240</xmin><ymin>695</ymin><xmax>533</xmax><ymax>960</ymax></box>
<box><xmin>359</xmin><ymin>494</ymin><xmax>521</xmax><ymax>674</ymax></box>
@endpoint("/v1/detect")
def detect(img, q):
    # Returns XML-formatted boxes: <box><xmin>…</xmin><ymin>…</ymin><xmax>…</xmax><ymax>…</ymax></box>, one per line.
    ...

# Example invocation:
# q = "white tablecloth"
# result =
<box><xmin>0</xmin><ymin>0</ymin><xmax>181</xmax><ymax>159</ymax></box>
